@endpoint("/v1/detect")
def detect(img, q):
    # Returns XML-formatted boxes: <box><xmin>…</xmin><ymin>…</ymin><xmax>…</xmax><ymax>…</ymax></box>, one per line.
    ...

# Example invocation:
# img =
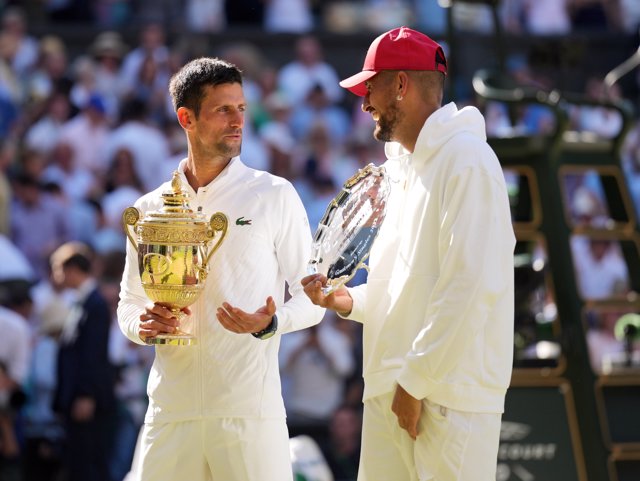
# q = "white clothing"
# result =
<box><xmin>101</xmin><ymin>186</ymin><xmax>144</xmax><ymax>231</ymax></box>
<box><xmin>344</xmin><ymin>103</ymin><xmax>515</xmax><ymax>413</ymax></box>
<box><xmin>0</xmin><ymin>306</ymin><xmax>31</xmax><ymax>384</ymax></box>
<box><xmin>59</xmin><ymin>113</ymin><xmax>110</xmax><ymax>175</ymax></box>
<box><xmin>523</xmin><ymin>0</ymin><xmax>570</xmax><ymax>35</ymax></box>
<box><xmin>41</xmin><ymin>165</ymin><xmax>95</xmax><ymax>201</ymax></box>
<box><xmin>571</xmin><ymin>236</ymin><xmax>629</xmax><ymax>299</ymax></box>
<box><xmin>24</xmin><ymin>115</ymin><xmax>65</xmax><ymax>155</ymax></box>
<box><xmin>117</xmin><ymin>157</ymin><xmax>324</xmax><ymax>425</ymax></box>
<box><xmin>103</xmin><ymin>121</ymin><xmax>171</xmax><ymax>192</ymax></box>
<box><xmin>359</xmin><ymin>392</ymin><xmax>501</xmax><ymax>481</ymax></box>
<box><xmin>0</xmin><ymin>234</ymin><xmax>35</xmax><ymax>281</ymax></box>
<box><xmin>129</xmin><ymin>418</ymin><xmax>293</xmax><ymax>481</ymax></box>
<box><xmin>264</xmin><ymin>0</ymin><xmax>313</xmax><ymax>33</ymax></box>
<box><xmin>279</xmin><ymin>320</ymin><xmax>354</xmax><ymax>420</ymax></box>
<box><xmin>118</xmin><ymin>46</ymin><xmax>170</xmax><ymax>100</ymax></box>
<box><xmin>185</xmin><ymin>0</ymin><xmax>226</xmax><ymax>32</ymax></box>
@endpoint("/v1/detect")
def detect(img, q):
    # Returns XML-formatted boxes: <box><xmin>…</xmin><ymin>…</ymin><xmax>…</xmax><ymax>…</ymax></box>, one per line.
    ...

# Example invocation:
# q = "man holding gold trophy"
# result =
<box><xmin>117</xmin><ymin>57</ymin><xmax>324</xmax><ymax>481</ymax></box>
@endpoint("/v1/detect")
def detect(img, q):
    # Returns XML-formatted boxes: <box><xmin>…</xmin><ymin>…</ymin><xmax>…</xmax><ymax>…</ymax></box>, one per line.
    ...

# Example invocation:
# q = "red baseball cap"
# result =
<box><xmin>339</xmin><ymin>26</ymin><xmax>447</xmax><ymax>97</ymax></box>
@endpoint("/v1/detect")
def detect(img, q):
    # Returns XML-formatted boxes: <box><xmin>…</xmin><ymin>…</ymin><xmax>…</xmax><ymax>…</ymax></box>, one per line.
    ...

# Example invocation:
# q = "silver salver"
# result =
<box><xmin>308</xmin><ymin>163</ymin><xmax>390</xmax><ymax>294</ymax></box>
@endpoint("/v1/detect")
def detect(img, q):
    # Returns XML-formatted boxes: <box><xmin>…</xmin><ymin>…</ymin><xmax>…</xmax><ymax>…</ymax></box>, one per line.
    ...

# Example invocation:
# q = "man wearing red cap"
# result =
<box><xmin>303</xmin><ymin>27</ymin><xmax>515</xmax><ymax>480</ymax></box>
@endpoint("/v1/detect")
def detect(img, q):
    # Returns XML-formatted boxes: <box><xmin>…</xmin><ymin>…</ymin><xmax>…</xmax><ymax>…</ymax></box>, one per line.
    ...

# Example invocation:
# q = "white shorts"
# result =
<box><xmin>358</xmin><ymin>391</ymin><xmax>502</xmax><ymax>481</ymax></box>
<box><xmin>127</xmin><ymin>418</ymin><xmax>293</xmax><ymax>481</ymax></box>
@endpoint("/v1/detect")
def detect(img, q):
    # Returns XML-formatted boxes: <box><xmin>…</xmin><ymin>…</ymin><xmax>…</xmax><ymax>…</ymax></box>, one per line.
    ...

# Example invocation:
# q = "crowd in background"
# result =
<box><xmin>1</xmin><ymin>1</ymin><xmax>640</xmax><ymax>480</ymax></box>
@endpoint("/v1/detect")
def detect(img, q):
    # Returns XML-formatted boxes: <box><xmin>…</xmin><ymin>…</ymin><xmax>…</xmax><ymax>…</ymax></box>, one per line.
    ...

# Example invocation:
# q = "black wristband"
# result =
<box><xmin>251</xmin><ymin>314</ymin><xmax>278</xmax><ymax>340</ymax></box>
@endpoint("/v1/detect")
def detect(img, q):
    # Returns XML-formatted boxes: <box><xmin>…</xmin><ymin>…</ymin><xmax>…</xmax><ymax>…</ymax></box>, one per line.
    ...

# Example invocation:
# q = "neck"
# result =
<box><xmin>398</xmin><ymin>102</ymin><xmax>440</xmax><ymax>153</ymax></box>
<box><xmin>184</xmin><ymin>152</ymin><xmax>231</xmax><ymax>190</ymax></box>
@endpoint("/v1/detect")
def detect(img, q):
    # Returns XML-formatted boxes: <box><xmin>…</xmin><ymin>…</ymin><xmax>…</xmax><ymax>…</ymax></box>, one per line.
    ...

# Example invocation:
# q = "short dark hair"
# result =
<box><xmin>50</xmin><ymin>241</ymin><xmax>94</xmax><ymax>274</ymax></box>
<box><xmin>169</xmin><ymin>57</ymin><xmax>243</xmax><ymax>118</ymax></box>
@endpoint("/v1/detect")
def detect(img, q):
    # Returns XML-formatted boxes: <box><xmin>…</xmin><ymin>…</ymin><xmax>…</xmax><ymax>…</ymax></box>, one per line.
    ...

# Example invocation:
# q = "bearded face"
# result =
<box><xmin>373</xmin><ymin>100</ymin><xmax>401</xmax><ymax>143</ymax></box>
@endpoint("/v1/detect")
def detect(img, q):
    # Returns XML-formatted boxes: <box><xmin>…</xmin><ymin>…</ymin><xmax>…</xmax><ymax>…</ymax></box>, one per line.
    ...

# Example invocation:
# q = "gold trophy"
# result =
<box><xmin>122</xmin><ymin>171</ymin><xmax>228</xmax><ymax>346</ymax></box>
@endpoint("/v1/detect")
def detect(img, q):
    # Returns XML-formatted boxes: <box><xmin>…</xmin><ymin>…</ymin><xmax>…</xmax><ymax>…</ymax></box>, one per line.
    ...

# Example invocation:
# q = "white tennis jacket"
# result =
<box><xmin>117</xmin><ymin>157</ymin><xmax>324</xmax><ymax>423</ymax></box>
<box><xmin>346</xmin><ymin>103</ymin><xmax>516</xmax><ymax>413</ymax></box>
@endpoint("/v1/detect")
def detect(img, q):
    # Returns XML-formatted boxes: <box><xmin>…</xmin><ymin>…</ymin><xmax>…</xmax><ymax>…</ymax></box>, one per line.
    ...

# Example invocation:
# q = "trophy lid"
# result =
<box><xmin>141</xmin><ymin>171</ymin><xmax>208</xmax><ymax>224</ymax></box>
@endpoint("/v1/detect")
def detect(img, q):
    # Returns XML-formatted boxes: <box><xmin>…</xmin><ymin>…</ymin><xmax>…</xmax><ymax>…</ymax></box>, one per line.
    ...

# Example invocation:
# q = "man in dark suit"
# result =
<box><xmin>50</xmin><ymin>242</ymin><xmax>116</xmax><ymax>481</ymax></box>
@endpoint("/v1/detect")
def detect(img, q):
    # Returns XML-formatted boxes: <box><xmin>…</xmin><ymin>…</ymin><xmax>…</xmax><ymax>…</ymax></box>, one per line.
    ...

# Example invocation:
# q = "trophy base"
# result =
<box><xmin>145</xmin><ymin>331</ymin><xmax>197</xmax><ymax>346</ymax></box>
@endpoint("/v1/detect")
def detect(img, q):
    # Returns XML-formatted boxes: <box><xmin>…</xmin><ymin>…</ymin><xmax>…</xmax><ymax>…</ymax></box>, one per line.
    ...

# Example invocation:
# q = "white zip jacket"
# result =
<box><xmin>117</xmin><ymin>157</ymin><xmax>325</xmax><ymax>423</ymax></box>
<box><xmin>345</xmin><ymin>103</ymin><xmax>516</xmax><ymax>413</ymax></box>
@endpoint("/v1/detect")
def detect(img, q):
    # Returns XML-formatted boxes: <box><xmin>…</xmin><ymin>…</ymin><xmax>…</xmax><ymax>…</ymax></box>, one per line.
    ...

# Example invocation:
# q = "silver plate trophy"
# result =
<box><xmin>308</xmin><ymin>163</ymin><xmax>390</xmax><ymax>294</ymax></box>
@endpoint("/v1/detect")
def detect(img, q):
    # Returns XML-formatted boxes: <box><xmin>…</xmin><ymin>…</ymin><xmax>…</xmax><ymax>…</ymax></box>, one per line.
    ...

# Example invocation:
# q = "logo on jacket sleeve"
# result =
<box><xmin>235</xmin><ymin>216</ymin><xmax>252</xmax><ymax>226</ymax></box>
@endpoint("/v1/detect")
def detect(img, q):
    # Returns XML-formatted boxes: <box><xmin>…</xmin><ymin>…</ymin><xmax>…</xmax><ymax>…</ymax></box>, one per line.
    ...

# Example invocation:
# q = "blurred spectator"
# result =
<box><xmin>68</xmin><ymin>55</ymin><xmax>100</xmax><ymax>112</ymax></box>
<box><xmin>503</xmin><ymin>0</ymin><xmax>571</xmax><ymax>35</ymax></box>
<box><xmin>23</xmin><ymin>292</ymin><xmax>69</xmax><ymax>481</ymax></box>
<box><xmin>103</xmin><ymin>98</ymin><xmax>171</xmax><ymax>192</ymax></box>
<box><xmin>42</xmin><ymin>180</ymin><xmax>100</xmax><ymax>251</ymax></box>
<box><xmin>100</xmin><ymin>146</ymin><xmax>144</xmax><ymax>237</ymax></box>
<box><xmin>50</xmin><ymin>242</ymin><xmax>116</xmax><ymax>481</ymax></box>
<box><xmin>89</xmin><ymin>31</ymin><xmax>128</xmax><ymax>121</ymax></box>
<box><xmin>58</xmin><ymin>93</ymin><xmax>111</xmax><ymax>177</ymax></box>
<box><xmin>100</xmin><ymin>250</ymin><xmax>152</xmax><ymax>481</ymax></box>
<box><xmin>259</xmin><ymin>92</ymin><xmax>296</xmax><ymax>177</ymax></box>
<box><xmin>319</xmin><ymin>405</ymin><xmax>362</xmax><ymax>481</ymax></box>
<box><xmin>10</xmin><ymin>173</ymin><xmax>70</xmax><ymax>280</ymax></box>
<box><xmin>18</xmin><ymin>148</ymin><xmax>47</xmax><ymax>181</ymax></box>
<box><xmin>219</xmin><ymin>42</ymin><xmax>268</xmax><ymax>125</ymax></box>
<box><xmin>279</xmin><ymin>313</ymin><xmax>355</xmax><ymax>444</ymax></box>
<box><xmin>122</xmin><ymin>53</ymin><xmax>170</xmax><ymax>126</ymax></box>
<box><xmin>586</xmin><ymin>309</ymin><xmax>639</xmax><ymax>374</ymax></box>
<box><xmin>570</xmin><ymin>76</ymin><xmax>624</xmax><ymax>139</ymax></box>
<box><xmin>0</xmin><ymin>279</ymin><xmax>33</xmax><ymax>481</ymax></box>
<box><xmin>26</xmin><ymin>35</ymin><xmax>70</xmax><ymax>108</ymax></box>
<box><xmin>290</xmin><ymin>83</ymin><xmax>352</xmax><ymax>145</ymax></box>
<box><xmin>42</xmin><ymin>140</ymin><xmax>96</xmax><ymax>201</ymax></box>
<box><xmin>23</xmin><ymin>90</ymin><xmax>73</xmax><ymax>156</ymax></box>
<box><xmin>185</xmin><ymin>0</ymin><xmax>226</xmax><ymax>32</ymax></box>
<box><xmin>299</xmin><ymin>175</ymin><xmax>338</xmax><ymax>237</ymax></box>
<box><xmin>362</xmin><ymin>0</ymin><xmax>413</xmax><ymax>32</ymax></box>
<box><xmin>564</xmin><ymin>170</ymin><xmax>610</xmax><ymax>227</ymax></box>
<box><xmin>333</xmin><ymin>133</ymin><xmax>384</xmax><ymax>186</ymax></box>
<box><xmin>296</xmin><ymin>121</ymin><xmax>344</xmax><ymax>186</ymax></box>
<box><xmin>571</xmin><ymin>236</ymin><xmax>630</xmax><ymax>300</ymax></box>
<box><xmin>278</xmin><ymin>35</ymin><xmax>343</xmax><ymax>106</ymax></box>
<box><xmin>264</xmin><ymin>0</ymin><xmax>314</xmax><ymax>33</ymax></box>
<box><xmin>118</xmin><ymin>23</ymin><xmax>170</xmax><ymax>101</ymax></box>
<box><xmin>449</xmin><ymin>0</ymin><xmax>495</xmax><ymax>33</ymax></box>
<box><xmin>1</xmin><ymin>6</ymin><xmax>38</xmax><ymax>80</ymax></box>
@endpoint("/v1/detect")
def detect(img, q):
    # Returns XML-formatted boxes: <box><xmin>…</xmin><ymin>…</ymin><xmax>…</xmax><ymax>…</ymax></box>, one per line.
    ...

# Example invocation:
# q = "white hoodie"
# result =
<box><xmin>345</xmin><ymin>103</ymin><xmax>516</xmax><ymax>413</ymax></box>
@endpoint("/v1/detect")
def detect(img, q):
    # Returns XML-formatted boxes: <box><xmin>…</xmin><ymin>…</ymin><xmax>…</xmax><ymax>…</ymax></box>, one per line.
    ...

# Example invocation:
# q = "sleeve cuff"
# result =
<box><xmin>338</xmin><ymin>285</ymin><xmax>366</xmax><ymax>323</ymax></box>
<box><xmin>397</xmin><ymin>364</ymin><xmax>434</xmax><ymax>401</ymax></box>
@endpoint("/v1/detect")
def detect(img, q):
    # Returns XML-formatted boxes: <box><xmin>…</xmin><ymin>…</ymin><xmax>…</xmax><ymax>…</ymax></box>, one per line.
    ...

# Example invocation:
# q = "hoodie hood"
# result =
<box><xmin>384</xmin><ymin>102</ymin><xmax>487</xmax><ymax>164</ymax></box>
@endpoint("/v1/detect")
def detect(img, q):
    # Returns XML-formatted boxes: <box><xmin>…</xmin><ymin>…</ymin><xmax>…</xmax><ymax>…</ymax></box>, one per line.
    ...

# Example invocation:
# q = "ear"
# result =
<box><xmin>176</xmin><ymin>107</ymin><xmax>192</xmax><ymax>129</ymax></box>
<box><xmin>397</xmin><ymin>71</ymin><xmax>409</xmax><ymax>99</ymax></box>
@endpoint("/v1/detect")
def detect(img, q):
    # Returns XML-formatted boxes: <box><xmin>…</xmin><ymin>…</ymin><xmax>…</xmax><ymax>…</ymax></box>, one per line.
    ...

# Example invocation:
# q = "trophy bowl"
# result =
<box><xmin>122</xmin><ymin>171</ymin><xmax>227</xmax><ymax>346</ymax></box>
<box><xmin>308</xmin><ymin>163</ymin><xmax>390</xmax><ymax>294</ymax></box>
